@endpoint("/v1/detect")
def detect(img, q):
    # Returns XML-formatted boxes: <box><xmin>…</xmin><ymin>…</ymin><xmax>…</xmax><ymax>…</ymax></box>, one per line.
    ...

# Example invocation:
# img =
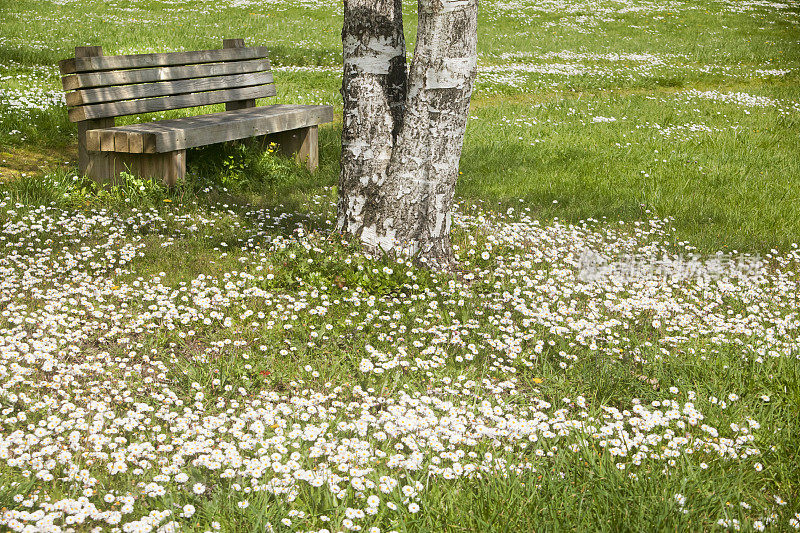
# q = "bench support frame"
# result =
<box><xmin>101</xmin><ymin>151</ymin><xmax>187</xmax><ymax>187</ymax></box>
<box><xmin>75</xmin><ymin>48</ymin><xmax>116</xmax><ymax>183</ymax></box>
<box><xmin>74</xmin><ymin>43</ymin><xmax>321</xmax><ymax>186</ymax></box>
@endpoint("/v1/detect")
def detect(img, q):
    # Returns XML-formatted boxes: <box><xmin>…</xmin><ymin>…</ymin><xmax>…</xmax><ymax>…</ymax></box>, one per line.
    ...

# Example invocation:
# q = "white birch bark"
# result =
<box><xmin>337</xmin><ymin>0</ymin><xmax>406</xmax><ymax>237</ymax></box>
<box><xmin>338</xmin><ymin>0</ymin><xmax>478</xmax><ymax>271</ymax></box>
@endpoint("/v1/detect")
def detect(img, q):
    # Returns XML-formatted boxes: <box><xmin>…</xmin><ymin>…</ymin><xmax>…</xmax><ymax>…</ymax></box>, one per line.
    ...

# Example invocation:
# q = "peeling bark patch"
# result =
<box><xmin>422</xmin><ymin>0</ymin><xmax>476</xmax><ymax>13</ymax></box>
<box><xmin>425</xmin><ymin>57</ymin><xmax>477</xmax><ymax>89</ymax></box>
<box><xmin>343</xmin><ymin>35</ymin><xmax>405</xmax><ymax>75</ymax></box>
<box><xmin>360</xmin><ymin>223</ymin><xmax>399</xmax><ymax>253</ymax></box>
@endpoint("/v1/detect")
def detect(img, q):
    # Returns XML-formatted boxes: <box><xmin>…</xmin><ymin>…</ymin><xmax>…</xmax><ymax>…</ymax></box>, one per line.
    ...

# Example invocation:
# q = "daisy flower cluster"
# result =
<box><xmin>0</xmin><ymin>188</ymin><xmax>797</xmax><ymax>531</ymax></box>
<box><xmin>680</xmin><ymin>89</ymin><xmax>800</xmax><ymax>115</ymax></box>
<box><xmin>0</xmin><ymin>62</ymin><xmax>64</xmax><ymax>116</ymax></box>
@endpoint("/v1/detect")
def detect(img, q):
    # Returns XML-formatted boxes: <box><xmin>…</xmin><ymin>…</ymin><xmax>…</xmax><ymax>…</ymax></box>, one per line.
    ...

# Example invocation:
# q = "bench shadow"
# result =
<box><xmin>184</xmin><ymin>123</ymin><xmax>340</xmax><ymax>241</ymax></box>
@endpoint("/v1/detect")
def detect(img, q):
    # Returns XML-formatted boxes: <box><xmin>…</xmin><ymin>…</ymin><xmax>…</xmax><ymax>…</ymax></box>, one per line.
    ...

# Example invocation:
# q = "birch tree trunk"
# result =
<box><xmin>337</xmin><ymin>0</ymin><xmax>406</xmax><ymax>237</ymax></box>
<box><xmin>338</xmin><ymin>0</ymin><xmax>478</xmax><ymax>271</ymax></box>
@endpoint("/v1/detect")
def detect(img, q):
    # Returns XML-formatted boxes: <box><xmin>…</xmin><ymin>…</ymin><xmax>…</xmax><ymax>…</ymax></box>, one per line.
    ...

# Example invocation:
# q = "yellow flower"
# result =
<box><xmin>532</xmin><ymin>378</ymin><xmax>543</xmax><ymax>384</ymax></box>
<box><xmin>163</xmin><ymin>199</ymin><xmax>172</xmax><ymax>203</ymax></box>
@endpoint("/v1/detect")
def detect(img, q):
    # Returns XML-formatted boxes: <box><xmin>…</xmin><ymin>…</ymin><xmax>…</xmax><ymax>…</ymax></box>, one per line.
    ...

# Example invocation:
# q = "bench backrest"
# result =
<box><xmin>60</xmin><ymin>40</ymin><xmax>275</xmax><ymax>123</ymax></box>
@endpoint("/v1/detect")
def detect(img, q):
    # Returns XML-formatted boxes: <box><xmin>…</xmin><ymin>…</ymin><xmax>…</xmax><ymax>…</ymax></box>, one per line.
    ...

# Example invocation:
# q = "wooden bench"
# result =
<box><xmin>59</xmin><ymin>39</ymin><xmax>333</xmax><ymax>185</ymax></box>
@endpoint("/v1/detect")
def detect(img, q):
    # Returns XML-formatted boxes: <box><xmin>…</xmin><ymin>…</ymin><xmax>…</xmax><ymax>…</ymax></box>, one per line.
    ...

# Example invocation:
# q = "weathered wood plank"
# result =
<box><xmin>224</xmin><ymin>39</ymin><xmax>258</xmax><ymax>111</ymax></box>
<box><xmin>150</xmin><ymin>105</ymin><xmax>332</xmax><ymax>151</ymax></box>
<box><xmin>75</xmin><ymin>46</ymin><xmax>103</xmax><ymax>58</ymax></box>
<box><xmin>80</xmin><ymin>122</ymin><xmax>113</xmax><ymax>174</ymax></box>
<box><xmin>128</xmin><ymin>133</ymin><xmax>144</xmax><ymax>154</ymax></box>
<box><xmin>59</xmin><ymin>46</ymin><xmax>269</xmax><ymax>74</ymax></box>
<box><xmin>83</xmin><ymin>105</ymin><xmax>333</xmax><ymax>155</ymax></box>
<box><xmin>65</xmin><ymin>71</ymin><xmax>274</xmax><ymax>106</ymax></box>
<box><xmin>91</xmin><ymin>104</ymin><xmax>332</xmax><ymax>133</ymax></box>
<box><xmin>61</xmin><ymin>58</ymin><xmax>271</xmax><ymax>91</ymax></box>
<box><xmin>142</xmin><ymin>133</ymin><xmax>158</xmax><ymax>154</ymax></box>
<box><xmin>223</xmin><ymin>39</ymin><xmax>246</xmax><ymax>49</ymax></box>
<box><xmin>138</xmin><ymin>154</ymin><xmax>158</xmax><ymax>181</ymax></box>
<box><xmin>95</xmin><ymin>121</ymin><xmax>180</xmax><ymax>153</ymax></box>
<box><xmin>89</xmin><ymin>150</ymin><xmax>186</xmax><ymax>185</ymax></box>
<box><xmin>85</xmin><ymin>128</ymin><xmax>101</xmax><ymax>152</ymax></box>
<box><xmin>157</xmin><ymin>106</ymin><xmax>331</xmax><ymax>151</ymax></box>
<box><xmin>79</xmin><ymin>118</ymin><xmax>114</xmax><ymax>169</ymax></box>
<box><xmin>107</xmin><ymin>153</ymin><xmax>131</xmax><ymax>182</ymax></box>
<box><xmin>297</xmin><ymin>125</ymin><xmax>319</xmax><ymax>172</ymax></box>
<box><xmin>68</xmin><ymin>84</ymin><xmax>278</xmax><ymax>121</ymax></box>
<box><xmin>59</xmin><ymin>58</ymin><xmax>77</xmax><ymax>76</ymax></box>
<box><xmin>100</xmin><ymin>130</ymin><xmax>115</xmax><ymax>151</ymax></box>
<box><xmin>114</xmin><ymin>131</ymin><xmax>129</xmax><ymax>153</ymax></box>
<box><xmin>85</xmin><ymin>151</ymin><xmax>113</xmax><ymax>182</ymax></box>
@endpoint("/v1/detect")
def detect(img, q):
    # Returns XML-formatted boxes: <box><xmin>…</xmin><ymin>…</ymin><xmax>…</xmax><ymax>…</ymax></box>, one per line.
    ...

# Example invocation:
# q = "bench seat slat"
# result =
<box><xmin>61</xmin><ymin>58</ymin><xmax>271</xmax><ymax>91</ymax></box>
<box><xmin>65</xmin><ymin>71</ymin><xmax>275</xmax><ymax>106</ymax></box>
<box><xmin>68</xmin><ymin>85</ymin><xmax>278</xmax><ymax>122</ymax></box>
<box><xmin>59</xmin><ymin>46</ymin><xmax>270</xmax><ymax>74</ymax></box>
<box><xmin>85</xmin><ymin>105</ymin><xmax>334</xmax><ymax>153</ymax></box>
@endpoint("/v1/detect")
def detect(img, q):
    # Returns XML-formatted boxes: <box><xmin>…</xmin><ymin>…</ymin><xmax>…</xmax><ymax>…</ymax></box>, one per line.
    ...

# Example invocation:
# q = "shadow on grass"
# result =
<box><xmin>457</xmin><ymin>135</ymin><xmax>800</xmax><ymax>254</ymax></box>
<box><xmin>183</xmin><ymin>123</ymin><xmax>341</xmax><ymax>239</ymax></box>
<box><xmin>0</xmin><ymin>46</ymin><xmax>67</xmax><ymax>66</ymax></box>
<box><xmin>0</xmin><ymin>106</ymin><xmax>75</xmax><ymax>148</ymax></box>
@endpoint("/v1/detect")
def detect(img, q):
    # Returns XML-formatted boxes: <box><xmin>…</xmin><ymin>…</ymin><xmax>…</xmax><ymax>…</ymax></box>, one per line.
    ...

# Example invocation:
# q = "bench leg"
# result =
<box><xmin>84</xmin><ymin>151</ymin><xmax>114</xmax><ymax>183</ymax></box>
<box><xmin>142</xmin><ymin>150</ymin><xmax>186</xmax><ymax>187</ymax></box>
<box><xmin>267</xmin><ymin>125</ymin><xmax>319</xmax><ymax>172</ymax></box>
<box><xmin>78</xmin><ymin>118</ymin><xmax>114</xmax><ymax>181</ymax></box>
<box><xmin>85</xmin><ymin>150</ymin><xmax>186</xmax><ymax>187</ymax></box>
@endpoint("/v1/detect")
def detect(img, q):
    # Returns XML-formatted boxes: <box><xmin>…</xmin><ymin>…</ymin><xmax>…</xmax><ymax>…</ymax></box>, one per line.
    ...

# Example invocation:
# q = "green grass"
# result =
<box><xmin>1</xmin><ymin>0</ymin><xmax>799</xmax><ymax>251</ymax></box>
<box><xmin>0</xmin><ymin>0</ymin><xmax>799</xmax><ymax>531</ymax></box>
<box><xmin>0</xmin><ymin>168</ymin><xmax>799</xmax><ymax>529</ymax></box>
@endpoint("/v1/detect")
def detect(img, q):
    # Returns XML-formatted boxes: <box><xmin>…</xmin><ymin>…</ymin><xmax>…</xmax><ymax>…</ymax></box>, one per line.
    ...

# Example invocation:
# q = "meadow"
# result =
<box><xmin>0</xmin><ymin>0</ymin><xmax>799</xmax><ymax>531</ymax></box>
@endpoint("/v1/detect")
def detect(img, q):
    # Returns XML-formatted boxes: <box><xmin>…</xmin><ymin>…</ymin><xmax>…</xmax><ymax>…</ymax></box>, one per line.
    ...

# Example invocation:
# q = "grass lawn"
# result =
<box><xmin>0</xmin><ymin>0</ymin><xmax>799</xmax><ymax>531</ymax></box>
